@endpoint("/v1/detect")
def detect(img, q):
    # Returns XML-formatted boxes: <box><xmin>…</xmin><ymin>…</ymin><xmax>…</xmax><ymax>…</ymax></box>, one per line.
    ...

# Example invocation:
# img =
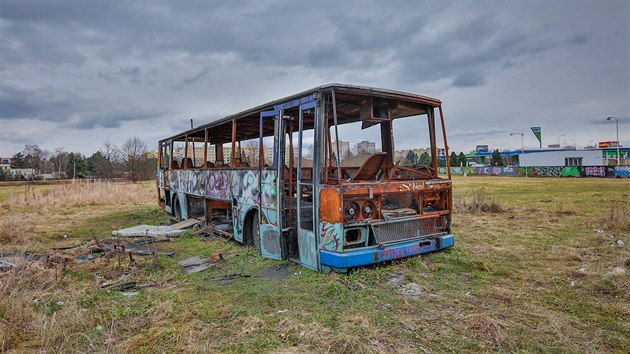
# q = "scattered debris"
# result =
<box><xmin>0</xmin><ymin>259</ymin><xmax>15</xmax><ymax>270</ymax></box>
<box><xmin>112</xmin><ymin>225</ymin><xmax>185</xmax><ymax>238</ymax></box>
<box><xmin>605</xmin><ymin>267</ymin><xmax>626</xmax><ymax>277</ymax></box>
<box><xmin>101</xmin><ymin>281</ymin><xmax>138</xmax><ymax>291</ymax></box>
<box><xmin>56</xmin><ymin>300</ymin><xmax>65</xmax><ymax>306</ymax></box>
<box><xmin>133</xmin><ymin>237</ymin><xmax>171</xmax><ymax>245</ymax></box>
<box><xmin>275</xmin><ymin>309</ymin><xmax>289</xmax><ymax>315</ymax></box>
<box><xmin>387</xmin><ymin>272</ymin><xmax>404</xmax><ymax>286</ymax></box>
<box><xmin>51</xmin><ymin>243</ymin><xmax>84</xmax><ymax>251</ymax></box>
<box><xmin>75</xmin><ymin>253</ymin><xmax>103</xmax><ymax>263</ymax></box>
<box><xmin>0</xmin><ymin>252</ymin><xmax>47</xmax><ymax>261</ymax></box>
<box><xmin>100</xmin><ymin>281</ymin><xmax>157</xmax><ymax>291</ymax></box>
<box><xmin>347</xmin><ymin>282</ymin><xmax>367</xmax><ymax>291</ymax></box>
<box><xmin>179</xmin><ymin>253</ymin><xmax>227</xmax><ymax>274</ymax></box>
<box><xmin>593</xmin><ymin>228</ymin><xmax>604</xmax><ymax>234</ymax></box>
<box><xmin>578</xmin><ymin>267</ymin><xmax>586</xmax><ymax>273</ymax></box>
<box><xmin>121</xmin><ymin>291</ymin><xmax>138</xmax><ymax>297</ymax></box>
<box><xmin>96</xmin><ymin>325</ymin><xmax>103</xmax><ymax>331</ymax></box>
<box><xmin>570</xmin><ymin>281</ymin><xmax>575</xmax><ymax>287</ymax></box>
<box><xmin>208</xmin><ymin>273</ymin><xmax>251</xmax><ymax>281</ymax></box>
<box><xmin>93</xmin><ymin>239</ymin><xmax>175</xmax><ymax>257</ymax></box>
<box><xmin>617</xmin><ymin>240</ymin><xmax>625</xmax><ymax>246</ymax></box>
<box><xmin>399</xmin><ymin>283</ymin><xmax>425</xmax><ymax>297</ymax></box>
<box><xmin>170</xmin><ymin>218</ymin><xmax>205</xmax><ymax>230</ymax></box>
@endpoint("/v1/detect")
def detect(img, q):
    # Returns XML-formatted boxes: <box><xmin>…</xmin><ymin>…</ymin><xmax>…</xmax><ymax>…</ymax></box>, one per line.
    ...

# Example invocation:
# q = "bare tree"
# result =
<box><xmin>120</xmin><ymin>136</ymin><xmax>148</xmax><ymax>180</ymax></box>
<box><xmin>102</xmin><ymin>140</ymin><xmax>120</xmax><ymax>163</ymax></box>
<box><xmin>49</xmin><ymin>147</ymin><xmax>69</xmax><ymax>179</ymax></box>
<box><xmin>23</xmin><ymin>144</ymin><xmax>49</xmax><ymax>177</ymax></box>
<box><xmin>95</xmin><ymin>140</ymin><xmax>120</xmax><ymax>178</ymax></box>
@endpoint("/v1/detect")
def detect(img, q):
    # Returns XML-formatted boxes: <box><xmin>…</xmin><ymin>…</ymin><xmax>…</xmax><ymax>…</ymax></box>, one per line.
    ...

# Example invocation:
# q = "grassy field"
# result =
<box><xmin>0</xmin><ymin>177</ymin><xmax>628</xmax><ymax>353</ymax></box>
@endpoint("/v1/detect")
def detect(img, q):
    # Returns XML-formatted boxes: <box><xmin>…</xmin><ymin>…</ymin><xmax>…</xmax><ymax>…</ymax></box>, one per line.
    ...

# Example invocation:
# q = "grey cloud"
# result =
<box><xmin>173</xmin><ymin>67</ymin><xmax>210</xmax><ymax>90</ymax></box>
<box><xmin>452</xmin><ymin>70</ymin><xmax>486</xmax><ymax>87</ymax></box>
<box><xmin>0</xmin><ymin>1</ymin><xmax>626</xmax><ymax>156</ymax></box>
<box><xmin>0</xmin><ymin>85</ymin><xmax>167</xmax><ymax>129</ymax></box>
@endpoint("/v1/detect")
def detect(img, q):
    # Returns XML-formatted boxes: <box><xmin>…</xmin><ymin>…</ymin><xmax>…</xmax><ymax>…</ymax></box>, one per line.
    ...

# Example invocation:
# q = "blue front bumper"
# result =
<box><xmin>320</xmin><ymin>234</ymin><xmax>454</xmax><ymax>269</ymax></box>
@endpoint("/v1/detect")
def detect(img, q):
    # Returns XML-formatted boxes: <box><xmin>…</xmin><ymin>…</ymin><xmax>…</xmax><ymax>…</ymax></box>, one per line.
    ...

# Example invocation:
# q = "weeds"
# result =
<box><xmin>600</xmin><ymin>204</ymin><xmax>630</xmax><ymax>235</ymax></box>
<box><xmin>455</xmin><ymin>192</ymin><xmax>504</xmax><ymax>213</ymax></box>
<box><xmin>2</xmin><ymin>180</ymin><xmax>154</xmax><ymax>211</ymax></box>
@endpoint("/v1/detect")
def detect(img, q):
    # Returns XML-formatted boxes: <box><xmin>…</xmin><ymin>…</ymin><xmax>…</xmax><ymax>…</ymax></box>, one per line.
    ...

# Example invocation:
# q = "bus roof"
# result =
<box><xmin>160</xmin><ymin>83</ymin><xmax>442</xmax><ymax>143</ymax></box>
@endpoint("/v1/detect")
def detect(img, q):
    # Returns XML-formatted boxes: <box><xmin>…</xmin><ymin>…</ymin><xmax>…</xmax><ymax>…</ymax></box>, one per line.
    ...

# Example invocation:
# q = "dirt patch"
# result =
<box><xmin>255</xmin><ymin>264</ymin><xmax>292</xmax><ymax>280</ymax></box>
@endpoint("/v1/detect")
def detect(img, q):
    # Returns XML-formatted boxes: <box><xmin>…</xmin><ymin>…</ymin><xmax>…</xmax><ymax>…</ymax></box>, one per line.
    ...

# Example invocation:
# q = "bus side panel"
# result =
<box><xmin>229</xmin><ymin>170</ymin><xmax>278</xmax><ymax>245</ymax></box>
<box><xmin>320</xmin><ymin>221</ymin><xmax>343</xmax><ymax>252</ymax></box>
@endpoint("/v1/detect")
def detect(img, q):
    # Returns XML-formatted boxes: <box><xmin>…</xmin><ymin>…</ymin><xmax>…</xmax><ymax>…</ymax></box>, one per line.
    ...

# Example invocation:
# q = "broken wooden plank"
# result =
<box><xmin>170</xmin><ymin>218</ymin><xmax>204</xmax><ymax>230</ymax></box>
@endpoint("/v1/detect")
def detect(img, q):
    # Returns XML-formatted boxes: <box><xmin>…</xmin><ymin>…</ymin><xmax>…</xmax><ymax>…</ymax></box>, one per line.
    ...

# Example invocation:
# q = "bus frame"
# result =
<box><xmin>157</xmin><ymin>84</ymin><xmax>454</xmax><ymax>272</ymax></box>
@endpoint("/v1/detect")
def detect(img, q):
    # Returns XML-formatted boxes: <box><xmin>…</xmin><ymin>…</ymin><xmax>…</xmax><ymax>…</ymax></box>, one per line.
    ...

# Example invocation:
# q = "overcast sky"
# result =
<box><xmin>1</xmin><ymin>0</ymin><xmax>628</xmax><ymax>157</ymax></box>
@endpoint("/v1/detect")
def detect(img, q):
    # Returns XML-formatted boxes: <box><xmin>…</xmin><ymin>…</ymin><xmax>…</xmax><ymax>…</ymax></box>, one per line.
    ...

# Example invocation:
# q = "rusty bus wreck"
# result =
<box><xmin>157</xmin><ymin>84</ymin><xmax>454</xmax><ymax>272</ymax></box>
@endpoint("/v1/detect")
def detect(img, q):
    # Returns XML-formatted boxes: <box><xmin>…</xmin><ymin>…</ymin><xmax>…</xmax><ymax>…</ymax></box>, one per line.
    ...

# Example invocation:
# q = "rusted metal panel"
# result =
<box><xmin>319</xmin><ymin>188</ymin><xmax>343</xmax><ymax>224</ymax></box>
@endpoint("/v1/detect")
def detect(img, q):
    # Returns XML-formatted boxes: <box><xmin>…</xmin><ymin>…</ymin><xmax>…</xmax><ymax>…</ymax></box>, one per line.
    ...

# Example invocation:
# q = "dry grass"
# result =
<box><xmin>0</xmin><ymin>258</ymin><xmax>94</xmax><ymax>352</ymax></box>
<box><xmin>455</xmin><ymin>192</ymin><xmax>504</xmax><ymax>213</ymax></box>
<box><xmin>2</xmin><ymin>180</ymin><xmax>154</xmax><ymax>211</ymax></box>
<box><xmin>0</xmin><ymin>213</ymin><xmax>34</xmax><ymax>244</ymax></box>
<box><xmin>1</xmin><ymin>176</ymin><xmax>629</xmax><ymax>352</ymax></box>
<box><xmin>0</xmin><ymin>181</ymin><xmax>158</xmax><ymax>252</ymax></box>
<box><xmin>600</xmin><ymin>204</ymin><xmax>630</xmax><ymax>235</ymax></box>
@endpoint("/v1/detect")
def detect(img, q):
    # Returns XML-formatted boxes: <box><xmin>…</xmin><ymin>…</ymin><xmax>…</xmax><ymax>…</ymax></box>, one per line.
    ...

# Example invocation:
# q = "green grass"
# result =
<box><xmin>1</xmin><ymin>177</ymin><xmax>629</xmax><ymax>352</ymax></box>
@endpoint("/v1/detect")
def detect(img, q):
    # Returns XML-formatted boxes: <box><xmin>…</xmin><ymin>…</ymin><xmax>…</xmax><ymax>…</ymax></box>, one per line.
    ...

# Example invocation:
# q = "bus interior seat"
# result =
<box><xmin>352</xmin><ymin>152</ymin><xmax>388</xmax><ymax>181</ymax></box>
<box><xmin>182</xmin><ymin>157</ymin><xmax>194</xmax><ymax>169</ymax></box>
<box><xmin>171</xmin><ymin>160</ymin><xmax>180</xmax><ymax>170</ymax></box>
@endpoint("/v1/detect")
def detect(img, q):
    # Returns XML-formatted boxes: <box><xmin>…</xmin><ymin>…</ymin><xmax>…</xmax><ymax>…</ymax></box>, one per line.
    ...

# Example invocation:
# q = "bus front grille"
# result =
<box><xmin>370</xmin><ymin>216</ymin><xmax>446</xmax><ymax>244</ymax></box>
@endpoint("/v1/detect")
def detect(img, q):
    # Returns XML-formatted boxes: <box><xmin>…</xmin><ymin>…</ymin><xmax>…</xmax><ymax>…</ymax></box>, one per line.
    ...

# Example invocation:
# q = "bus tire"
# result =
<box><xmin>244</xmin><ymin>210</ymin><xmax>261</xmax><ymax>251</ymax></box>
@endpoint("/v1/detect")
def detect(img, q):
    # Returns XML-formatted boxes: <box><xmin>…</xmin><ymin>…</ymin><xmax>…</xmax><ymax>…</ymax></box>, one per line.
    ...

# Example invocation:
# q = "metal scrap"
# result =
<box><xmin>75</xmin><ymin>252</ymin><xmax>104</xmax><ymax>263</ymax></box>
<box><xmin>0</xmin><ymin>259</ymin><xmax>15</xmax><ymax>270</ymax></box>
<box><xmin>178</xmin><ymin>253</ymin><xmax>227</xmax><ymax>273</ymax></box>
<box><xmin>93</xmin><ymin>239</ymin><xmax>175</xmax><ymax>257</ymax></box>
<box><xmin>132</xmin><ymin>237</ymin><xmax>172</xmax><ymax>245</ymax></box>
<box><xmin>51</xmin><ymin>243</ymin><xmax>85</xmax><ymax>251</ymax></box>
<box><xmin>207</xmin><ymin>273</ymin><xmax>251</xmax><ymax>281</ymax></box>
<box><xmin>100</xmin><ymin>281</ymin><xmax>158</xmax><ymax>291</ymax></box>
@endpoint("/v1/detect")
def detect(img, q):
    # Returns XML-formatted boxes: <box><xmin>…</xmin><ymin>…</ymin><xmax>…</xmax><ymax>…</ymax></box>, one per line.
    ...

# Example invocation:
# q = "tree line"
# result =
<box><xmin>402</xmin><ymin>150</ymin><xmax>471</xmax><ymax>167</ymax></box>
<box><xmin>3</xmin><ymin>137</ymin><xmax>155</xmax><ymax>181</ymax></box>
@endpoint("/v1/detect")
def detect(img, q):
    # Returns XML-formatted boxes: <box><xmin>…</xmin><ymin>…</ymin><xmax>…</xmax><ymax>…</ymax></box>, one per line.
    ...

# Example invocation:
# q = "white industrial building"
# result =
<box><xmin>518</xmin><ymin>148</ymin><xmax>629</xmax><ymax>167</ymax></box>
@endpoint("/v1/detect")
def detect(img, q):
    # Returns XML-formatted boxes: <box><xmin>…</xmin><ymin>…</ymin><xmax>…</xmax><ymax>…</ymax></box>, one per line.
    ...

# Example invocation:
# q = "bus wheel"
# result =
<box><xmin>245</xmin><ymin>210</ymin><xmax>261</xmax><ymax>251</ymax></box>
<box><xmin>252</xmin><ymin>211</ymin><xmax>261</xmax><ymax>251</ymax></box>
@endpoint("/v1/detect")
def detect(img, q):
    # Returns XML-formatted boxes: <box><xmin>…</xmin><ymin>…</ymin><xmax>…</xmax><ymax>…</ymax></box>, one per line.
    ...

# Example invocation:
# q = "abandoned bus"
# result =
<box><xmin>157</xmin><ymin>84</ymin><xmax>454</xmax><ymax>272</ymax></box>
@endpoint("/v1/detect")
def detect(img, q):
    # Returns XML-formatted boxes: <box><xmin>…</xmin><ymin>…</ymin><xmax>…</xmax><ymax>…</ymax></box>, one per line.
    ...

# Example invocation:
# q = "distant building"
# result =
<box><xmin>393</xmin><ymin>148</ymin><xmax>427</xmax><ymax>163</ymax></box>
<box><xmin>0</xmin><ymin>157</ymin><xmax>10</xmax><ymax>172</ymax></box>
<box><xmin>357</xmin><ymin>140</ymin><xmax>376</xmax><ymax>155</ymax></box>
<box><xmin>466</xmin><ymin>148</ymin><xmax>629</xmax><ymax>167</ymax></box>
<box><xmin>332</xmin><ymin>140</ymin><xmax>350</xmax><ymax>161</ymax></box>
<box><xmin>177</xmin><ymin>145</ymin><xmax>297</xmax><ymax>166</ymax></box>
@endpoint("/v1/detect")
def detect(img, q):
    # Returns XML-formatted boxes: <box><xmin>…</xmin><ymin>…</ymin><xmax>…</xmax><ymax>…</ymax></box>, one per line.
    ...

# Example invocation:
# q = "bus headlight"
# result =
<box><xmin>361</xmin><ymin>200</ymin><xmax>377</xmax><ymax>219</ymax></box>
<box><xmin>344</xmin><ymin>202</ymin><xmax>359</xmax><ymax>222</ymax></box>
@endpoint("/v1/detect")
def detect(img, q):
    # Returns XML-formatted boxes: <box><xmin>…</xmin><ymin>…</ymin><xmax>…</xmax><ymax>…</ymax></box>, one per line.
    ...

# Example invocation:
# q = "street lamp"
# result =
<box><xmin>558</xmin><ymin>134</ymin><xmax>566</xmax><ymax>148</ymax></box>
<box><xmin>606</xmin><ymin>117</ymin><xmax>620</xmax><ymax>166</ymax></box>
<box><xmin>510</xmin><ymin>132</ymin><xmax>527</xmax><ymax>177</ymax></box>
